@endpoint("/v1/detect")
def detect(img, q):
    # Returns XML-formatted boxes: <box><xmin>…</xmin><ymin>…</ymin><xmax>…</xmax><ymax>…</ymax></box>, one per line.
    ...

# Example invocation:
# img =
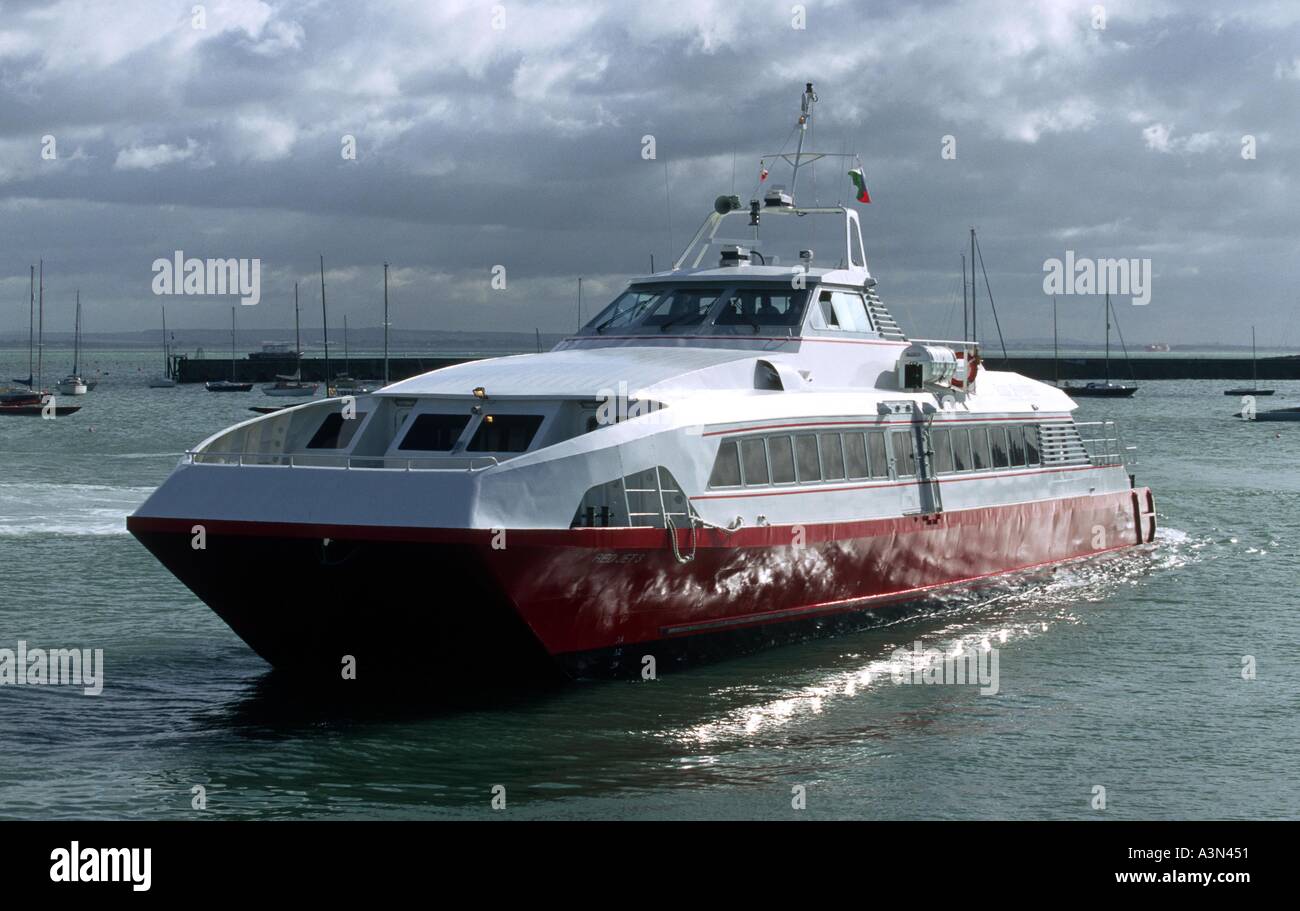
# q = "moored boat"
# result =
<box><xmin>128</xmin><ymin>85</ymin><xmax>1156</xmax><ymax>682</ymax></box>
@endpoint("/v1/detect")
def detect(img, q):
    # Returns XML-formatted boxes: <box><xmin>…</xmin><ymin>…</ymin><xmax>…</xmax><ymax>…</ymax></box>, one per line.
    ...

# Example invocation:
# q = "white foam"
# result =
<box><xmin>0</xmin><ymin>482</ymin><xmax>152</xmax><ymax>537</ymax></box>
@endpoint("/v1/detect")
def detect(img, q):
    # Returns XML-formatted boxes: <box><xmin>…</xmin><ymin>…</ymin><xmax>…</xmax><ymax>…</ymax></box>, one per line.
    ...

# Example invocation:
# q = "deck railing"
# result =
<box><xmin>1072</xmin><ymin>420</ymin><xmax>1133</xmax><ymax>468</ymax></box>
<box><xmin>185</xmin><ymin>451</ymin><xmax>501</xmax><ymax>471</ymax></box>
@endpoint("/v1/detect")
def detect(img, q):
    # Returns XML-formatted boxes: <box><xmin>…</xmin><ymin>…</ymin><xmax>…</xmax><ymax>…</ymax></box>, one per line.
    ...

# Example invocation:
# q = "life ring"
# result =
<box><xmin>951</xmin><ymin>350</ymin><xmax>980</xmax><ymax>390</ymax></box>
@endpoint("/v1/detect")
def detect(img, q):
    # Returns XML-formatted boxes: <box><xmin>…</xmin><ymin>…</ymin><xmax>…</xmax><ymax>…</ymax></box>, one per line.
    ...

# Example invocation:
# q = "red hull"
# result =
<box><xmin>128</xmin><ymin>488</ymin><xmax>1154</xmax><ymax>677</ymax></box>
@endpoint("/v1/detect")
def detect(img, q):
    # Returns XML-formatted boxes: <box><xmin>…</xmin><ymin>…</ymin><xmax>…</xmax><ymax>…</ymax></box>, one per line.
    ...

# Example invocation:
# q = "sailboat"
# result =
<box><xmin>1062</xmin><ymin>291</ymin><xmax>1138</xmax><ymax>397</ymax></box>
<box><xmin>148</xmin><ymin>305</ymin><xmax>177</xmax><ymax>387</ymax></box>
<box><xmin>1224</xmin><ymin>326</ymin><xmax>1273</xmax><ymax>396</ymax></box>
<box><xmin>329</xmin><ymin>314</ymin><xmax>376</xmax><ymax>395</ymax></box>
<box><xmin>2</xmin><ymin>265</ymin><xmax>40</xmax><ymax>405</ymax></box>
<box><xmin>2</xmin><ymin>261</ymin><xmax>82</xmax><ymax>415</ymax></box>
<box><xmin>206</xmin><ymin>307</ymin><xmax>254</xmax><ymax>392</ymax></box>
<box><xmin>56</xmin><ymin>290</ymin><xmax>89</xmax><ymax>395</ymax></box>
<box><xmin>261</xmin><ymin>283</ymin><xmax>319</xmax><ymax>397</ymax></box>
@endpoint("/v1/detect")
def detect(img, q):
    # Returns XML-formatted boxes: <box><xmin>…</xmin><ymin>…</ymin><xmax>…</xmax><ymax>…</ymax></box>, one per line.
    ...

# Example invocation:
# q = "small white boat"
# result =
<box><xmin>58</xmin><ymin>291</ymin><xmax>89</xmax><ymax>395</ymax></box>
<box><xmin>56</xmin><ymin>375</ymin><xmax>88</xmax><ymax>396</ymax></box>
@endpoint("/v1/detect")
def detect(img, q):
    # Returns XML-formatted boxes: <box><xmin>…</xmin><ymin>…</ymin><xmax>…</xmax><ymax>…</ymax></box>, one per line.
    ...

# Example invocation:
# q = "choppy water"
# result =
<box><xmin>1</xmin><ymin>350</ymin><xmax>1296</xmax><ymax>820</ymax></box>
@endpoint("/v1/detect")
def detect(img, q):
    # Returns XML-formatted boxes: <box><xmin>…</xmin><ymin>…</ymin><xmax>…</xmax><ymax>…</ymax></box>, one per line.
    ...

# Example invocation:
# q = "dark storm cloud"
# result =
<box><xmin>0</xmin><ymin>0</ymin><xmax>1296</xmax><ymax>346</ymax></box>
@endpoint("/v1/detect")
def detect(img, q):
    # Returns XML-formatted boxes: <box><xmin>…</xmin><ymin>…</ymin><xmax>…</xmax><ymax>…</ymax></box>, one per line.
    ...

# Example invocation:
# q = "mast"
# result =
<box><xmin>37</xmin><ymin>260</ymin><xmax>43</xmax><ymax>392</ymax></box>
<box><xmin>230</xmin><ymin>306</ymin><xmax>237</xmax><ymax>381</ymax></box>
<box><xmin>789</xmin><ymin>82</ymin><xmax>817</xmax><ymax>200</ymax></box>
<box><xmin>73</xmin><ymin>290</ymin><xmax>80</xmax><ymax>375</ymax></box>
<box><xmin>969</xmin><ymin>228</ymin><xmax>977</xmax><ymax>343</ymax></box>
<box><xmin>382</xmin><ymin>262</ymin><xmax>389</xmax><ymax>385</ymax></box>
<box><xmin>343</xmin><ymin>314</ymin><xmax>350</xmax><ymax>376</ymax></box>
<box><xmin>27</xmin><ymin>265</ymin><xmax>34</xmax><ymax>386</ymax></box>
<box><xmin>1104</xmin><ymin>291</ymin><xmax>1111</xmax><ymax>384</ymax></box>
<box><xmin>293</xmin><ymin>282</ymin><xmax>301</xmax><ymax>377</ymax></box>
<box><xmin>1251</xmin><ymin>325</ymin><xmax>1258</xmax><ymax>389</ymax></box>
<box><xmin>320</xmin><ymin>255</ymin><xmax>330</xmax><ymax>389</ymax></box>
<box><xmin>161</xmin><ymin>305</ymin><xmax>168</xmax><ymax>377</ymax></box>
<box><xmin>961</xmin><ymin>253</ymin><xmax>968</xmax><ymax>343</ymax></box>
<box><xmin>577</xmin><ymin>277</ymin><xmax>583</xmax><ymax>329</ymax></box>
<box><xmin>1053</xmin><ymin>294</ymin><xmax>1059</xmax><ymax>386</ymax></box>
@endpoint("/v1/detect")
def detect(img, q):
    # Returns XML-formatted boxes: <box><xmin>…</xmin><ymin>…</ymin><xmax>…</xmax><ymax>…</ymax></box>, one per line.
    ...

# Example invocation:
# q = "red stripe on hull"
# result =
<box><xmin>128</xmin><ymin>488</ymin><xmax>1153</xmax><ymax>664</ymax></box>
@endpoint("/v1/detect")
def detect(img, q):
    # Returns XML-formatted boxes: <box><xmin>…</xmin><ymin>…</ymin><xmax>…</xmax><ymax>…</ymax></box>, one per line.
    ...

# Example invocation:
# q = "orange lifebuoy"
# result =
<box><xmin>952</xmin><ymin>351</ymin><xmax>980</xmax><ymax>390</ymax></box>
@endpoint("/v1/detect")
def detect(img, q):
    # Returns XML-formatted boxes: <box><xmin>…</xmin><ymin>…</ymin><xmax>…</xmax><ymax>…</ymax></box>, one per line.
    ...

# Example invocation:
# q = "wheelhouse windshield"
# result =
<box><xmin>584</xmin><ymin>284</ymin><xmax>810</xmax><ymax>335</ymax></box>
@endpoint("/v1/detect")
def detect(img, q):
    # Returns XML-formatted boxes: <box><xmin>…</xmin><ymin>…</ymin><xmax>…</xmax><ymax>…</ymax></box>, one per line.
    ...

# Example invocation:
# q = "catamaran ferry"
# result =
<box><xmin>128</xmin><ymin>86</ymin><xmax>1156</xmax><ymax>681</ymax></box>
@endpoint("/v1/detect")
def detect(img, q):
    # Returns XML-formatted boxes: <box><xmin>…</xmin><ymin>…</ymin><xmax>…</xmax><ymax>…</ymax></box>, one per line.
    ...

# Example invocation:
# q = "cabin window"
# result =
<box><xmin>795</xmin><ymin>435</ymin><xmax>821</xmax><ymax>482</ymax></box>
<box><xmin>768</xmin><ymin>436</ymin><xmax>796</xmax><ymax>483</ymax></box>
<box><xmin>640</xmin><ymin>288</ymin><xmax>721</xmax><ymax>330</ymax></box>
<box><xmin>866</xmin><ymin>430</ymin><xmax>889</xmax><ymax>479</ymax></box>
<box><xmin>708</xmin><ymin>440</ymin><xmax>742</xmax><ymax>487</ymax></box>
<box><xmin>585</xmin><ymin>288</ymin><xmax>660</xmax><ymax>333</ymax></box>
<box><xmin>990</xmin><ymin>426</ymin><xmax>1010</xmax><ymax>469</ymax></box>
<box><xmin>950</xmin><ymin>427</ymin><xmax>970</xmax><ymax>471</ymax></box>
<box><xmin>849</xmin><ymin>219</ymin><xmax>866</xmax><ymax>268</ymax></box>
<box><xmin>715</xmin><ymin>288</ymin><xmax>808</xmax><ymax>328</ymax></box>
<box><xmin>307</xmin><ymin>412</ymin><xmax>368</xmax><ymax>450</ymax></box>
<box><xmin>932</xmin><ymin>428</ymin><xmax>955</xmax><ymax>474</ymax></box>
<box><xmin>970</xmin><ymin>427</ymin><xmax>991</xmax><ymax>470</ymax></box>
<box><xmin>819</xmin><ymin>433</ymin><xmax>846</xmax><ymax>480</ymax></box>
<box><xmin>741</xmin><ymin>438</ymin><xmax>770</xmax><ymax>486</ymax></box>
<box><xmin>829</xmin><ymin>292</ymin><xmax>871</xmax><ymax>332</ymax></box>
<box><xmin>890</xmin><ymin>429</ymin><xmax>916</xmax><ymax>477</ymax></box>
<box><xmin>1024</xmin><ymin>425</ymin><xmax>1042</xmax><ymax>465</ymax></box>
<box><xmin>844</xmin><ymin>432</ymin><xmax>869</xmax><ymax>479</ymax></box>
<box><xmin>467</xmin><ymin>414</ymin><xmax>544</xmax><ymax>452</ymax></box>
<box><xmin>397</xmin><ymin>413</ymin><xmax>469</xmax><ymax>451</ymax></box>
<box><xmin>1007</xmin><ymin>425</ymin><xmax>1027</xmax><ymax>467</ymax></box>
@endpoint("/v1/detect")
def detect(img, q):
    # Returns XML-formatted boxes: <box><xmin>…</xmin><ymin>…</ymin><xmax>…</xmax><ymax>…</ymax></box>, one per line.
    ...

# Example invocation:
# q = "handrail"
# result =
<box><xmin>185</xmin><ymin>450</ymin><xmax>501</xmax><ymax>472</ymax></box>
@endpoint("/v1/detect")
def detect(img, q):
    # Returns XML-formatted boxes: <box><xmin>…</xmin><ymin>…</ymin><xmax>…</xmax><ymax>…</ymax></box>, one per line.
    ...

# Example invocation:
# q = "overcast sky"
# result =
<box><xmin>0</xmin><ymin>0</ymin><xmax>1296</xmax><ymax>346</ymax></box>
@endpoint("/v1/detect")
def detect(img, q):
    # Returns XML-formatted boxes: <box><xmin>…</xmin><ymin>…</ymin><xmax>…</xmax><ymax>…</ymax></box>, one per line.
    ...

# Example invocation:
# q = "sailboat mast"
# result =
<box><xmin>230</xmin><ymin>306</ymin><xmax>237</xmax><ymax>381</ymax></box>
<box><xmin>320</xmin><ymin>256</ymin><xmax>330</xmax><ymax>389</ymax></box>
<box><xmin>37</xmin><ymin>260</ymin><xmax>43</xmax><ymax>392</ymax></box>
<box><xmin>969</xmin><ymin>228</ymin><xmax>977</xmax><ymax>343</ymax></box>
<box><xmin>1252</xmin><ymin>325</ymin><xmax>1258</xmax><ymax>388</ymax></box>
<box><xmin>294</xmin><ymin>282</ymin><xmax>301</xmax><ymax>365</ymax></box>
<box><xmin>1104</xmin><ymin>292</ymin><xmax>1111</xmax><ymax>384</ymax></box>
<box><xmin>73</xmin><ymin>289</ymin><xmax>80</xmax><ymax>375</ymax></box>
<box><xmin>27</xmin><ymin>265</ymin><xmax>34</xmax><ymax>385</ymax></box>
<box><xmin>382</xmin><ymin>262</ymin><xmax>390</xmax><ymax>385</ymax></box>
<box><xmin>1053</xmin><ymin>294</ymin><xmax>1059</xmax><ymax>385</ymax></box>
<box><xmin>344</xmin><ymin>314</ymin><xmax>350</xmax><ymax>376</ymax></box>
<box><xmin>161</xmin><ymin>305</ymin><xmax>168</xmax><ymax>377</ymax></box>
<box><xmin>961</xmin><ymin>253</ymin><xmax>968</xmax><ymax>343</ymax></box>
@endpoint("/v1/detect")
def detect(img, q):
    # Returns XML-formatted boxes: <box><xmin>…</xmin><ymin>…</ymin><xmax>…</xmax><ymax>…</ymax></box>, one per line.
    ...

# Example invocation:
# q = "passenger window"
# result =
<box><xmin>990</xmin><ymin>426</ymin><xmax>1010</xmax><ymax>468</ymax></box>
<box><xmin>867</xmin><ymin>431</ymin><xmax>889</xmax><ymax>479</ymax></box>
<box><xmin>741</xmin><ymin>438</ymin><xmax>769</xmax><ymax>486</ymax></box>
<box><xmin>1007</xmin><ymin>425</ymin><xmax>1026</xmax><ymax>467</ymax></box>
<box><xmin>769</xmin><ymin>436</ymin><xmax>796</xmax><ymax>483</ymax></box>
<box><xmin>844</xmin><ymin>432</ymin><xmax>869</xmax><ymax>479</ymax></box>
<box><xmin>467</xmin><ymin>414</ymin><xmax>544</xmax><ymax>452</ymax></box>
<box><xmin>397</xmin><ymin>413</ymin><xmax>469</xmax><ymax>451</ymax></box>
<box><xmin>970</xmin><ymin>427</ymin><xmax>991</xmax><ymax>470</ymax></box>
<box><xmin>795</xmin><ymin>435</ymin><xmax>821</xmax><ymax>482</ymax></box>
<box><xmin>816</xmin><ymin>291</ymin><xmax>840</xmax><ymax>329</ymax></box>
<box><xmin>1024</xmin><ymin>425</ymin><xmax>1041</xmax><ymax>465</ymax></box>
<box><xmin>819</xmin><ymin>433</ymin><xmax>845</xmax><ymax>480</ymax></box>
<box><xmin>932</xmin><ymin>428</ymin><xmax>955</xmax><ymax>474</ymax></box>
<box><xmin>891</xmin><ymin>430</ymin><xmax>916</xmax><ymax>477</ymax></box>
<box><xmin>308</xmin><ymin>411</ymin><xmax>368</xmax><ymax>450</ymax></box>
<box><xmin>950</xmin><ymin>427</ymin><xmax>970</xmax><ymax>471</ymax></box>
<box><xmin>708</xmin><ymin>440</ymin><xmax>741</xmax><ymax>487</ymax></box>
